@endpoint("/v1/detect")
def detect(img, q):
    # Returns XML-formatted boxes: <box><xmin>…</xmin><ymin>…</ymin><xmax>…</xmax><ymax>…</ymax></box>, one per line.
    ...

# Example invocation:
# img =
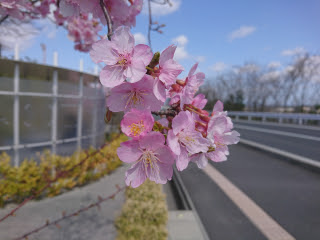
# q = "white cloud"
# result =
<box><xmin>209</xmin><ymin>62</ymin><xmax>228</xmax><ymax>72</ymax></box>
<box><xmin>228</xmin><ymin>26</ymin><xmax>256</xmax><ymax>42</ymax></box>
<box><xmin>172</xmin><ymin>35</ymin><xmax>189</xmax><ymax>61</ymax></box>
<box><xmin>267</xmin><ymin>61</ymin><xmax>281</xmax><ymax>69</ymax></box>
<box><xmin>133</xmin><ymin>33</ymin><xmax>147</xmax><ymax>44</ymax></box>
<box><xmin>281</xmin><ymin>47</ymin><xmax>305</xmax><ymax>56</ymax></box>
<box><xmin>0</xmin><ymin>19</ymin><xmax>39</xmax><ymax>51</ymax></box>
<box><xmin>172</xmin><ymin>35</ymin><xmax>188</xmax><ymax>46</ymax></box>
<box><xmin>142</xmin><ymin>0</ymin><xmax>181</xmax><ymax>16</ymax></box>
<box><xmin>239</xmin><ymin>63</ymin><xmax>260</xmax><ymax>73</ymax></box>
<box><xmin>195</xmin><ymin>56</ymin><xmax>206</xmax><ymax>63</ymax></box>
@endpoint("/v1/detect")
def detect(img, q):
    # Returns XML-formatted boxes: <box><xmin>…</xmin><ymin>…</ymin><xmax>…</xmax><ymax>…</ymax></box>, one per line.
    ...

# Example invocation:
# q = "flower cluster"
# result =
<box><xmin>90</xmin><ymin>26</ymin><xmax>240</xmax><ymax>188</ymax></box>
<box><xmin>67</xmin><ymin>14</ymin><xmax>102</xmax><ymax>52</ymax></box>
<box><xmin>59</xmin><ymin>0</ymin><xmax>143</xmax><ymax>28</ymax></box>
<box><xmin>0</xmin><ymin>1</ymin><xmax>142</xmax><ymax>53</ymax></box>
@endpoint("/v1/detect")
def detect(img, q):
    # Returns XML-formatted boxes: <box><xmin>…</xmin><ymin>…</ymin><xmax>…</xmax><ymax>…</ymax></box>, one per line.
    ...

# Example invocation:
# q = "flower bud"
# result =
<box><xmin>171</xmin><ymin>84</ymin><xmax>181</xmax><ymax>92</ymax></box>
<box><xmin>199</xmin><ymin>114</ymin><xmax>210</xmax><ymax>123</ymax></box>
<box><xmin>104</xmin><ymin>108</ymin><xmax>113</xmax><ymax>123</ymax></box>
<box><xmin>176</xmin><ymin>79</ymin><xmax>186</xmax><ymax>86</ymax></box>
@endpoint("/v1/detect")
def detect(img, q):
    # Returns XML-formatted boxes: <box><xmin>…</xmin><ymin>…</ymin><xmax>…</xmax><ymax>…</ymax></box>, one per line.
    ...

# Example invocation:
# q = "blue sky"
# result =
<box><xmin>3</xmin><ymin>0</ymin><xmax>320</xmax><ymax>78</ymax></box>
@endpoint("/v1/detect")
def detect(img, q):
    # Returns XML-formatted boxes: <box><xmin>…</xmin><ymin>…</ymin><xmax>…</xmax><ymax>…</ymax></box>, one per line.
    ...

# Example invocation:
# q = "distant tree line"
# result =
<box><xmin>200</xmin><ymin>52</ymin><xmax>320</xmax><ymax>112</ymax></box>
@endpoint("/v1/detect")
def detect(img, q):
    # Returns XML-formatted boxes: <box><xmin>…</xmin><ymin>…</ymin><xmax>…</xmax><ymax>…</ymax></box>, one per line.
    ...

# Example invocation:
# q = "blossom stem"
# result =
<box><xmin>146</xmin><ymin>66</ymin><xmax>154</xmax><ymax>72</ymax></box>
<box><xmin>99</xmin><ymin>0</ymin><xmax>113</xmax><ymax>40</ymax></box>
<box><xmin>0</xmin><ymin>15</ymin><xmax>8</xmax><ymax>25</ymax></box>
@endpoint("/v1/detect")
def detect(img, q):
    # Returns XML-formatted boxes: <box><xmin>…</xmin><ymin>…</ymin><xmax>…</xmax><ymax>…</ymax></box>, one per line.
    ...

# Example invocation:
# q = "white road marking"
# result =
<box><xmin>240</xmin><ymin>138</ymin><xmax>320</xmax><ymax>169</ymax></box>
<box><xmin>236</xmin><ymin>124</ymin><xmax>320</xmax><ymax>142</ymax></box>
<box><xmin>203</xmin><ymin>164</ymin><xmax>296</xmax><ymax>240</ymax></box>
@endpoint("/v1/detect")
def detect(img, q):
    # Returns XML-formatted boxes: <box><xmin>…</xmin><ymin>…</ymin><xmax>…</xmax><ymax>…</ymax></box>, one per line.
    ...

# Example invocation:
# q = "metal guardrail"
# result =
<box><xmin>0</xmin><ymin>54</ymin><xmax>105</xmax><ymax>166</ymax></box>
<box><xmin>228</xmin><ymin>111</ymin><xmax>320</xmax><ymax>125</ymax></box>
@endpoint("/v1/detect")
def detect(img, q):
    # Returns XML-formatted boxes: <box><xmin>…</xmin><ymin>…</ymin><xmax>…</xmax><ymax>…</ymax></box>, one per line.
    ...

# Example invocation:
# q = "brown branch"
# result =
<box><xmin>148</xmin><ymin>0</ymin><xmax>153</xmax><ymax>50</ymax></box>
<box><xmin>152</xmin><ymin>109</ymin><xmax>177</xmax><ymax>117</ymax></box>
<box><xmin>14</xmin><ymin>185</ymin><xmax>126</xmax><ymax>240</ymax></box>
<box><xmin>100</xmin><ymin>0</ymin><xmax>113</xmax><ymax>40</ymax></box>
<box><xmin>0</xmin><ymin>15</ymin><xmax>8</xmax><ymax>25</ymax></box>
<box><xmin>0</xmin><ymin>134</ymin><xmax>121</xmax><ymax>224</ymax></box>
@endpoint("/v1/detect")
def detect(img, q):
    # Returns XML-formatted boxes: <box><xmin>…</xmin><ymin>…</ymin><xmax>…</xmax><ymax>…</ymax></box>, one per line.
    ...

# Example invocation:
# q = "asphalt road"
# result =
<box><xmin>234</xmin><ymin>122</ymin><xmax>320</xmax><ymax>160</ymax></box>
<box><xmin>179</xmin><ymin>122</ymin><xmax>320</xmax><ymax>240</ymax></box>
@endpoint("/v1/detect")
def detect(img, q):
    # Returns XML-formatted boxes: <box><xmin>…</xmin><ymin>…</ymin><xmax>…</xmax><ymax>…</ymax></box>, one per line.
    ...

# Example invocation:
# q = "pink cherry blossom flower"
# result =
<box><xmin>152</xmin><ymin>45</ymin><xmax>184</xmax><ymax>102</ymax></box>
<box><xmin>0</xmin><ymin>0</ymin><xmax>32</xmax><ymax>20</ymax></box>
<box><xmin>167</xmin><ymin>111</ymin><xmax>210</xmax><ymax>171</ymax></box>
<box><xmin>117</xmin><ymin>131</ymin><xmax>175</xmax><ymax>188</ymax></box>
<box><xmin>106</xmin><ymin>74</ymin><xmax>162</xmax><ymax>112</ymax></box>
<box><xmin>191</xmin><ymin>115</ymin><xmax>240</xmax><ymax>168</ymax></box>
<box><xmin>169</xmin><ymin>63</ymin><xmax>205</xmax><ymax>108</ymax></box>
<box><xmin>121</xmin><ymin>109</ymin><xmax>154</xmax><ymax>139</ymax></box>
<box><xmin>60</xmin><ymin>0</ymin><xmax>142</xmax><ymax>28</ymax></box>
<box><xmin>211</xmin><ymin>100</ymin><xmax>234</xmax><ymax>129</ymax></box>
<box><xmin>90</xmin><ymin>26</ymin><xmax>153</xmax><ymax>87</ymax></box>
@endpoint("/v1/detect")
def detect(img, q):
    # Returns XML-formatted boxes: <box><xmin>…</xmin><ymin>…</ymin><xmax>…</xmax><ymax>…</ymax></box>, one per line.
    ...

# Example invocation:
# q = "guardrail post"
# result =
<box><xmin>235</xmin><ymin>115</ymin><xmax>239</xmax><ymax>121</ymax></box>
<box><xmin>299</xmin><ymin>118</ymin><xmax>303</xmax><ymax>125</ymax></box>
<box><xmin>77</xmin><ymin>59</ymin><xmax>84</xmax><ymax>151</ymax></box>
<box><xmin>248</xmin><ymin>116</ymin><xmax>252</xmax><ymax>121</ymax></box>
<box><xmin>13</xmin><ymin>44</ymin><xmax>20</xmax><ymax>167</ymax></box>
<box><xmin>262</xmin><ymin>116</ymin><xmax>266</xmax><ymax>122</ymax></box>
<box><xmin>51</xmin><ymin>52</ymin><xmax>58</xmax><ymax>155</ymax></box>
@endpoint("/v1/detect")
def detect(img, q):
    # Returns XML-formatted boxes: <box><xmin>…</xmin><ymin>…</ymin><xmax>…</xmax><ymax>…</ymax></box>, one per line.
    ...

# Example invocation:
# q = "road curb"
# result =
<box><xmin>239</xmin><ymin>138</ymin><xmax>320</xmax><ymax>170</ymax></box>
<box><xmin>172</xmin><ymin>167</ymin><xmax>210</xmax><ymax>240</ymax></box>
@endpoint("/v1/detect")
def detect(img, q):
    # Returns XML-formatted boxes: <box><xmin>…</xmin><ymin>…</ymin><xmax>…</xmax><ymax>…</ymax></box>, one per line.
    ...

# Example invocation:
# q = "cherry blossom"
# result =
<box><xmin>121</xmin><ymin>109</ymin><xmax>154</xmax><ymax>139</ymax></box>
<box><xmin>167</xmin><ymin>111</ymin><xmax>210</xmax><ymax>171</ymax></box>
<box><xmin>117</xmin><ymin>132</ymin><xmax>175</xmax><ymax>188</ymax></box>
<box><xmin>90</xmin><ymin>26</ymin><xmax>153</xmax><ymax>87</ymax></box>
<box><xmin>106</xmin><ymin>74</ymin><xmax>162</xmax><ymax>112</ymax></box>
<box><xmin>67</xmin><ymin>14</ymin><xmax>102</xmax><ymax>52</ymax></box>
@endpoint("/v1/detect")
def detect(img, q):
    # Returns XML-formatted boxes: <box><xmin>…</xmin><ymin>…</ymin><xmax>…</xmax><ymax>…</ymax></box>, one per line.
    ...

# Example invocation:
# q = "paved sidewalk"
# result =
<box><xmin>0</xmin><ymin>166</ymin><xmax>127</xmax><ymax>240</ymax></box>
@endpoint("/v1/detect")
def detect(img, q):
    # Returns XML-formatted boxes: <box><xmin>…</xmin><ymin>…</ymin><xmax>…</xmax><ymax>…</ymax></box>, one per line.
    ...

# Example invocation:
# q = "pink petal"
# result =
<box><xmin>139</xmin><ymin>132</ymin><xmax>165</xmax><ymax>151</ymax></box>
<box><xmin>221</xmin><ymin>130</ymin><xmax>240</xmax><ymax>145</ymax></box>
<box><xmin>148</xmin><ymin>162</ymin><xmax>173</xmax><ymax>184</ymax></box>
<box><xmin>176</xmin><ymin>147</ymin><xmax>189</xmax><ymax>171</ymax></box>
<box><xmin>191</xmin><ymin>153</ymin><xmax>208</xmax><ymax>169</ymax></box>
<box><xmin>117</xmin><ymin>140</ymin><xmax>142</xmax><ymax>163</ymax></box>
<box><xmin>90</xmin><ymin>39</ymin><xmax>118</xmax><ymax>64</ymax></box>
<box><xmin>208</xmin><ymin>116</ymin><xmax>228</xmax><ymax>137</ymax></box>
<box><xmin>167</xmin><ymin>130</ymin><xmax>180</xmax><ymax>155</ymax></box>
<box><xmin>206</xmin><ymin>149</ymin><xmax>228</xmax><ymax>162</ymax></box>
<box><xmin>159</xmin><ymin>59</ymin><xmax>184</xmax><ymax>86</ymax></box>
<box><xmin>156</xmin><ymin>146</ymin><xmax>175</xmax><ymax>165</ymax></box>
<box><xmin>213</xmin><ymin>100</ymin><xmax>224</xmax><ymax>112</ymax></box>
<box><xmin>126</xmin><ymin>59</ymin><xmax>147</xmax><ymax>83</ymax></box>
<box><xmin>133</xmin><ymin>44</ymin><xmax>153</xmax><ymax>66</ymax></box>
<box><xmin>125</xmin><ymin>162</ymin><xmax>147</xmax><ymax>188</ymax></box>
<box><xmin>153</xmin><ymin>78</ymin><xmax>166</xmax><ymax>102</ymax></box>
<box><xmin>100</xmin><ymin>65</ymin><xmax>125</xmax><ymax>88</ymax></box>
<box><xmin>188</xmin><ymin>63</ymin><xmax>199</xmax><ymax>78</ymax></box>
<box><xmin>111</xmin><ymin>26</ymin><xmax>135</xmax><ymax>53</ymax></box>
<box><xmin>160</xmin><ymin>45</ymin><xmax>176</xmax><ymax>66</ymax></box>
<box><xmin>172</xmin><ymin>111</ymin><xmax>194</xmax><ymax>135</ymax></box>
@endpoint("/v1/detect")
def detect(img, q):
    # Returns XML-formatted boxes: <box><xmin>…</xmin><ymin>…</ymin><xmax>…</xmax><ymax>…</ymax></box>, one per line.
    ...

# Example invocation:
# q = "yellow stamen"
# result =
<box><xmin>129</xmin><ymin>120</ymin><xmax>145</xmax><ymax>136</ymax></box>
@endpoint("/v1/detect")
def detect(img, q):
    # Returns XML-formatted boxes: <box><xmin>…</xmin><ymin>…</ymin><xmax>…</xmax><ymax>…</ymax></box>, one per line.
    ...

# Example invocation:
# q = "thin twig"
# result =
<box><xmin>152</xmin><ymin>109</ymin><xmax>177</xmax><ymax>117</ymax></box>
<box><xmin>99</xmin><ymin>0</ymin><xmax>113</xmax><ymax>40</ymax></box>
<box><xmin>147</xmin><ymin>0</ymin><xmax>153</xmax><ymax>49</ymax></box>
<box><xmin>0</xmin><ymin>134</ymin><xmax>121</xmax><ymax>224</ymax></box>
<box><xmin>14</xmin><ymin>186</ymin><xmax>126</xmax><ymax>240</ymax></box>
<box><xmin>0</xmin><ymin>15</ymin><xmax>8</xmax><ymax>25</ymax></box>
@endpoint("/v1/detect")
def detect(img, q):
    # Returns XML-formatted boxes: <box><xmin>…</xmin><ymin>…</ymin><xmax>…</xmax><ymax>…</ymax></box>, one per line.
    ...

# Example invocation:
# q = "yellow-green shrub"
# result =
<box><xmin>115</xmin><ymin>181</ymin><xmax>168</xmax><ymax>240</ymax></box>
<box><xmin>0</xmin><ymin>134</ymin><xmax>127</xmax><ymax>207</ymax></box>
